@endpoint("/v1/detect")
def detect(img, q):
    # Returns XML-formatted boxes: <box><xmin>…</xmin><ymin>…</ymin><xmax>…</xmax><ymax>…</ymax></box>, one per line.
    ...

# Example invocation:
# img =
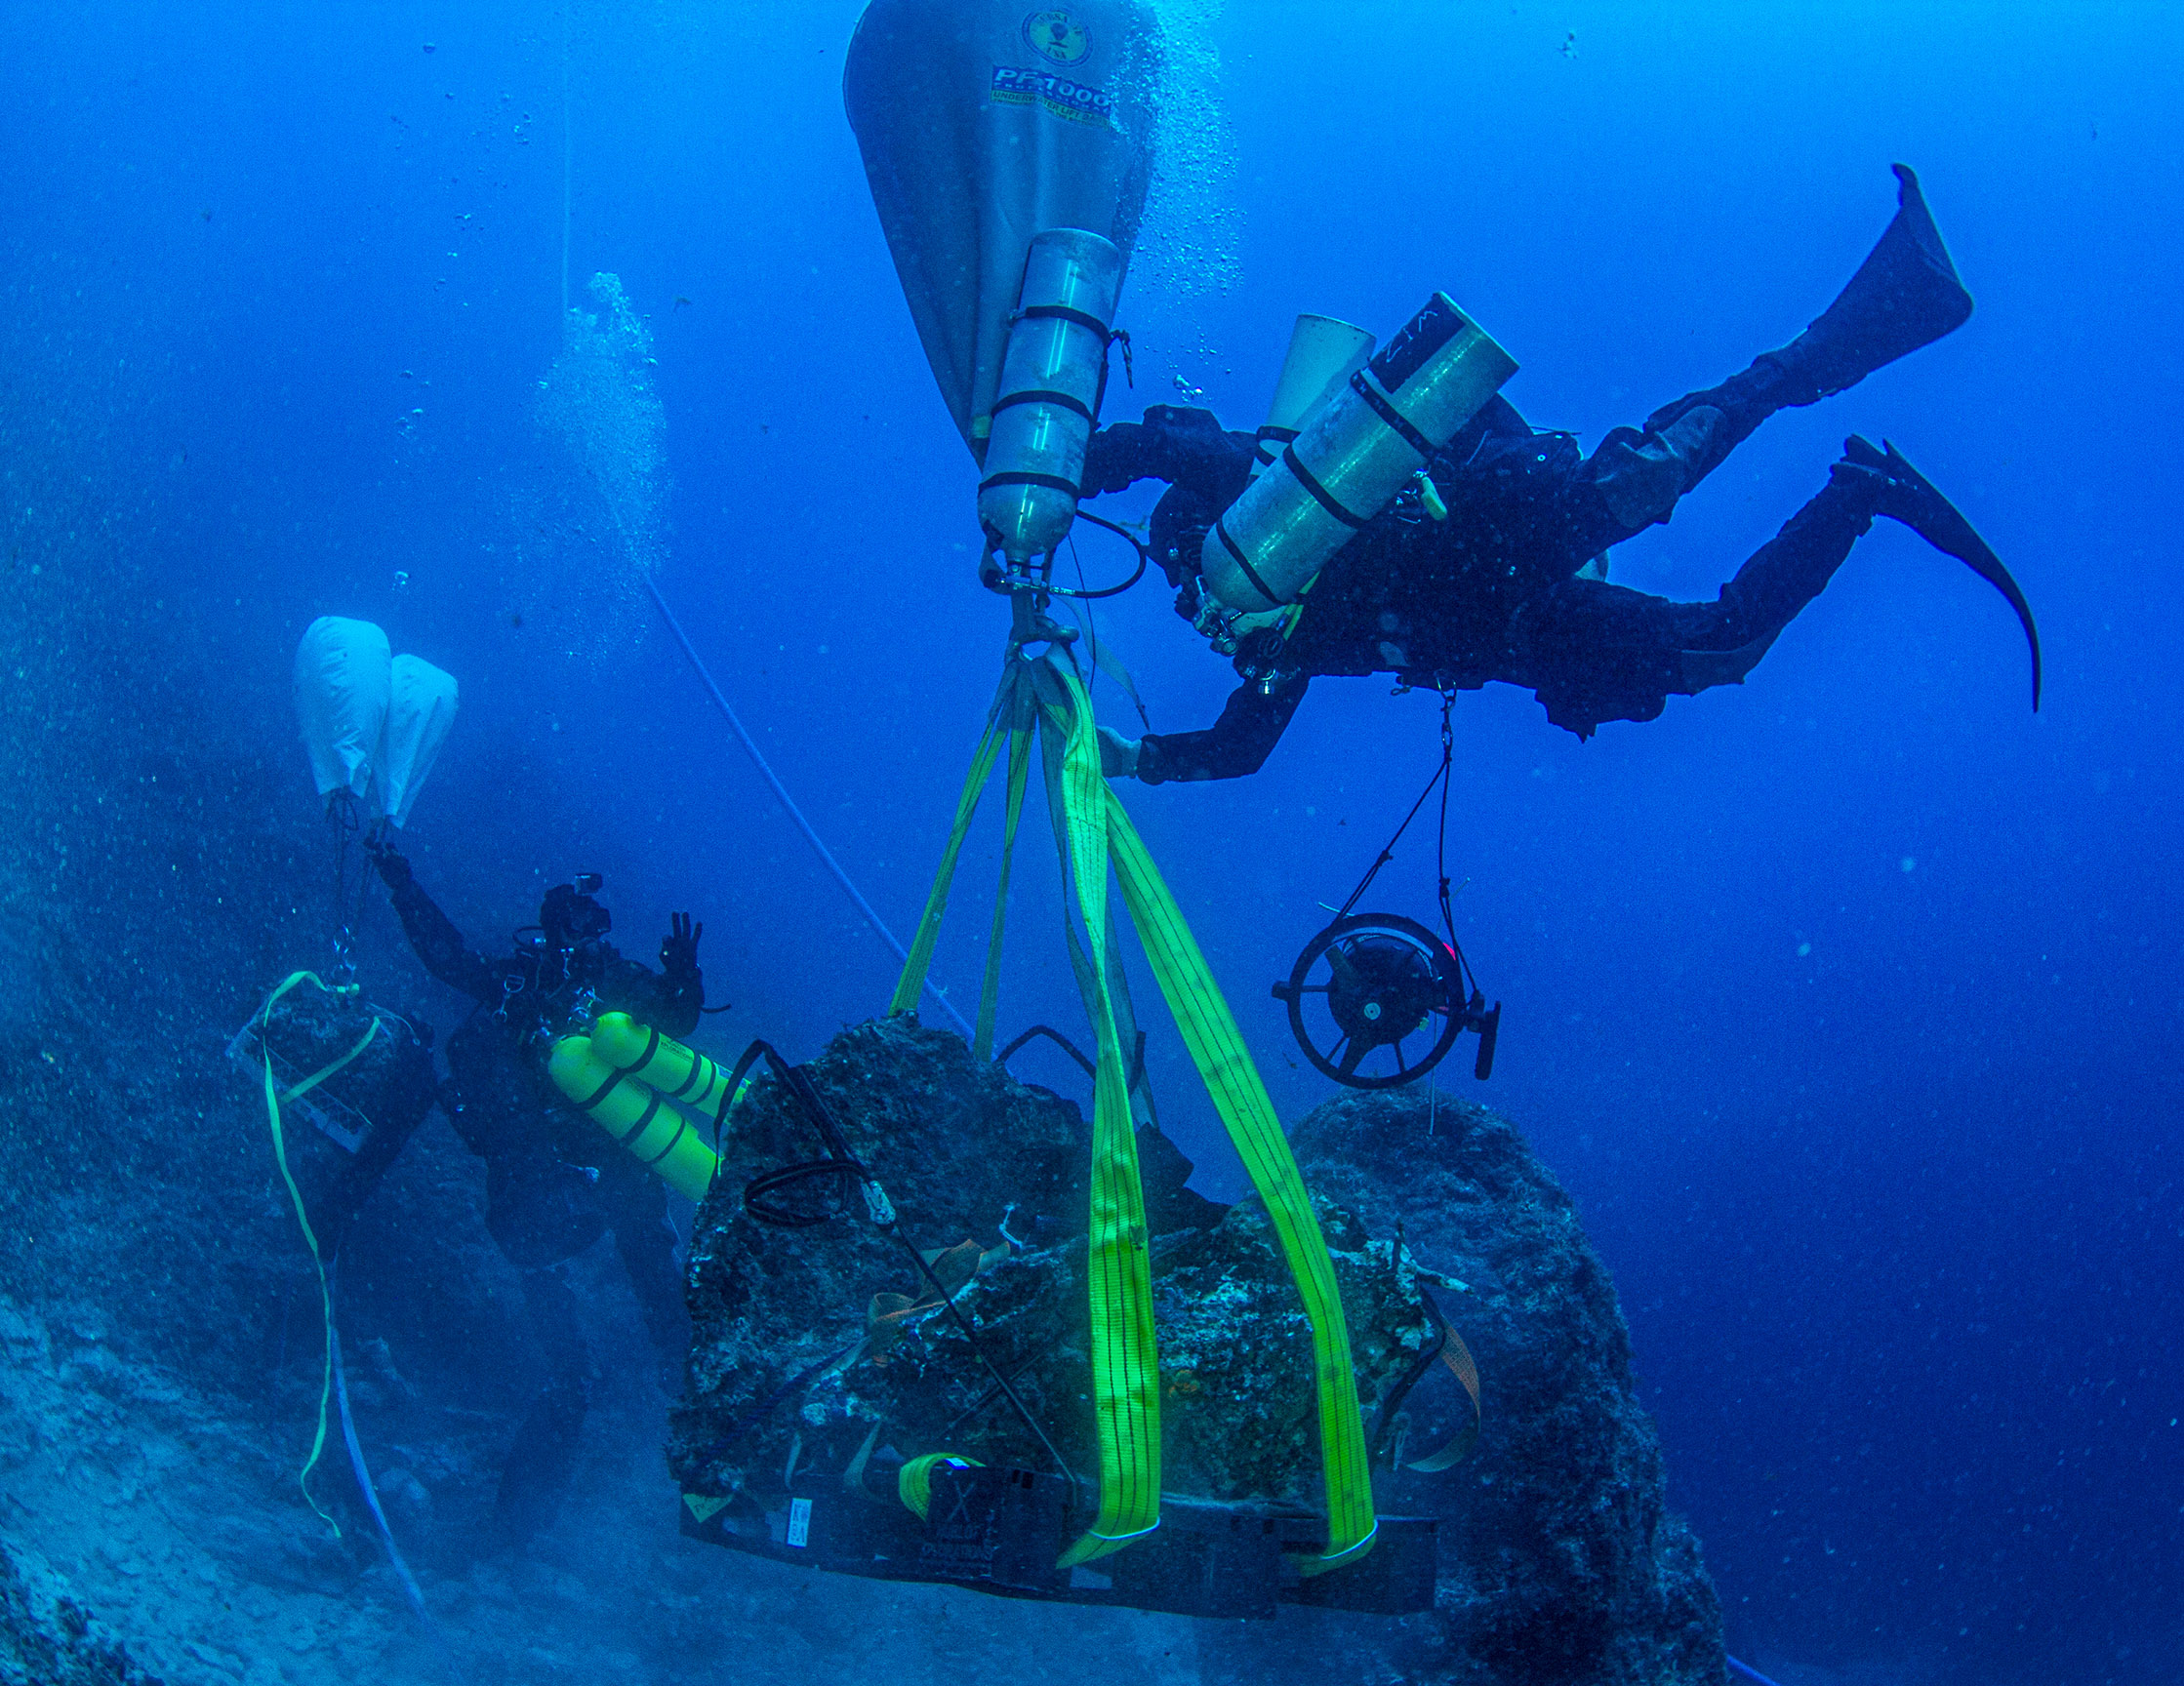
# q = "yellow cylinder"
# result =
<box><xmin>547</xmin><ymin>1034</ymin><xmax>718</xmax><ymax>1203</ymax></box>
<box><xmin>590</xmin><ymin>1012</ymin><xmax>731</xmax><ymax>1115</ymax></box>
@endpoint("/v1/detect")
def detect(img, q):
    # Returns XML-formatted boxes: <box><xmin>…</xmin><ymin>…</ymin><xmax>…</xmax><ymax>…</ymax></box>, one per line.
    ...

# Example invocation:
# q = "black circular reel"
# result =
<box><xmin>1274</xmin><ymin>912</ymin><xmax>1500</xmax><ymax>1090</ymax></box>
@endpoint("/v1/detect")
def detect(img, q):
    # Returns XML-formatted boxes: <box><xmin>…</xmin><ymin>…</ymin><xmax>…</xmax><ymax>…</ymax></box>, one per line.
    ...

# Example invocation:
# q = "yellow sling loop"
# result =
<box><xmin>891</xmin><ymin>627</ymin><xmax>1377</xmax><ymax>1575</ymax></box>
<box><xmin>254</xmin><ymin>970</ymin><xmax>390</xmax><ymax>1537</ymax></box>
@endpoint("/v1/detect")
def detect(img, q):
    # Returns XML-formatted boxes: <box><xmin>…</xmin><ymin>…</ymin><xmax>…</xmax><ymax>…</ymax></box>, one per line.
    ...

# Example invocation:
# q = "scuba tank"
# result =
<box><xmin>548</xmin><ymin>1015</ymin><xmax>722</xmax><ymax>1204</ymax></box>
<box><xmin>977</xmin><ymin>228</ymin><xmax>1126</xmax><ymax>582</ymax></box>
<box><xmin>1195</xmin><ymin>314</ymin><xmax>1380</xmax><ymax>666</ymax></box>
<box><xmin>842</xmin><ymin>0</ymin><xmax>1159</xmax><ymax>583</ymax></box>
<box><xmin>1202</xmin><ymin>295</ymin><xmax>1517</xmax><ymax>617</ymax></box>
<box><xmin>1249</xmin><ymin>314</ymin><xmax>1377</xmax><ymax>479</ymax></box>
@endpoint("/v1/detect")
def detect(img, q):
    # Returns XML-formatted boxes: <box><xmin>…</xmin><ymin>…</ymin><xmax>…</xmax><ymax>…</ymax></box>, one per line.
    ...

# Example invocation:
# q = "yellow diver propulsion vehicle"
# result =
<box><xmin>1204</xmin><ymin>295</ymin><xmax>1518</xmax><ymax>618</ymax></box>
<box><xmin>548</xmin><ymin>1014</ymin><xmax>723</xmax><ymax>1202</ymax></box>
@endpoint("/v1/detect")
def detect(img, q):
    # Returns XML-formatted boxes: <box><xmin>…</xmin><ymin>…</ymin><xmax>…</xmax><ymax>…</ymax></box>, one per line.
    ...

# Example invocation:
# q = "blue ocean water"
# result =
<box><xmin>3</xmin><ymin>2</ymin><xmax>2177</xmax><ymax>1682</ymax></box>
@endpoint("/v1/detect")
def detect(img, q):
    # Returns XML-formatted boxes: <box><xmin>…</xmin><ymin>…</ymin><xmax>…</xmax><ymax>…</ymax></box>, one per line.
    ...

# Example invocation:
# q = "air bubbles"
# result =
<box><xmin>1126</xmin><ymin>2</ymin><xmax>1242</xmax><ymax>305</ymax></box>
<box><xmin>519</xmin><ymin>273</ymin><xmax>667</xmax><ymax>660</ymax></box>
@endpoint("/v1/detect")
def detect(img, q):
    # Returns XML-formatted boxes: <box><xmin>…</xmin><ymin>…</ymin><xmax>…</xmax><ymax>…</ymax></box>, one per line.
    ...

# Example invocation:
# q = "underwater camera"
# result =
<box><xmin>1274</xmin><ymin>912</ymin><xmax>1499</xmax><ymax>1090</ymax></box>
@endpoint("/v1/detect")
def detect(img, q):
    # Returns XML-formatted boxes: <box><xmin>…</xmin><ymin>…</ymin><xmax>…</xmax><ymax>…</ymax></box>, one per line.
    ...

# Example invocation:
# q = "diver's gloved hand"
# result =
<box><xmin>1081</xmin><ymin>422</ymin><xmax>1152</xmax><ymax>496</ymax></box>
<box><xmin>363</xmin><ymin>836</ymin><xmax>413</xmax><ymax>890</ymax></box>
<box><xmin>1082</xmin><ymin>406</ymin><xmax>1256</xmax><ymax>507</ymax></box>
<box><xmin>1097</xmin><ymin>727</ymin><xmax>1142</xmax><ymax>781</ymax></box>
<box><xmin>660</xmin><ymin>912</ymin><xmax>703</xmax><ymax>978</ymax></box>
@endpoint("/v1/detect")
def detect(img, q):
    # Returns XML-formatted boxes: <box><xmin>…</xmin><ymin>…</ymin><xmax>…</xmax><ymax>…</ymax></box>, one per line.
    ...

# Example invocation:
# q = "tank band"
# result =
<box><xmin>639</xmin><ymin>1113</ymin><xmax>689</xmax><ymax>1167</ymax></box>
<box><xmin>1018</xmin><ymin>303</ymin><xmax>1111</xmax><ymax>337</ymax></box>
<box><xmin>1214</xmin><ymin>519</ymin><xmax>1283</xmax><ymax>610</ymax></box>
<box><xmin>618</xmin><ymin>1090</ymin><xmax>663</xmax><ymax>1146</ymax></box>
<box><xmin>576</xmin><ymin>1064</ymin><xmax>625</xmax><ymax>1113</ymax></box>
<box><xmin>978</xmin><ymin>469</ymin><xmax>1081</xmax><ymax>499</ymax></box>
<box><xmin>666</xmin><ymin>1051</ymin><xmax>707</xmax><ymax>1100</ymax></box>
<box><xmin>1349</xmin><ymin>371</ymin><xmax>1435</xmax><ymax>460</ymax></box>
<box><xmin>621</xmin><ymin>1024</ymin><xmax>662</xmax><ymax>1076</ymax></box>
<box><xmin>1280</xmin><ymin>444</ymin><xmax>1368</xmax><ymax>530</ymax></box>
<box><xmin>1252</xmin><ymin>424</ymin><xmax>1299</xmax><ymax>467</ymax></box>
<box><xmin>991</xmin><ymin>387</ymin><xmax>1094</xmax><ymax>423</ymax></box>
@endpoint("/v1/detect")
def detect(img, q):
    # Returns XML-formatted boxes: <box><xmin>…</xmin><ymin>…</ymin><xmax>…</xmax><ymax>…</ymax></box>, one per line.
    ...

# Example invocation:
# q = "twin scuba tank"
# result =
<box><xmin>975</xmin><ymin>234</ymin><xmax>1518</xmax><ymax>628</ymax></box>
<box><xmin>1201</xmin><ymin>295</ymin><xmax>1517</xmax><ymax>628</ymax></box>
<box><xmin>547</xmin><ymin>1012</ymin><xmax>725</xmax><ymax>1203</ymax></box>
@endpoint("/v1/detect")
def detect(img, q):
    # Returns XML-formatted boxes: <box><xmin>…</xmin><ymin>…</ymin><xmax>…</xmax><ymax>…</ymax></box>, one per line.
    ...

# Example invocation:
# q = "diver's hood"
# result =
<box><xmin>541</xmin><ymin>883</ymin><xmax>612</xmax><ymax>948</ymax></box>
<box><xmin>844</xmin><ymin>0</ymin><xmax>1161</xmax><ymax>461</ymax></box>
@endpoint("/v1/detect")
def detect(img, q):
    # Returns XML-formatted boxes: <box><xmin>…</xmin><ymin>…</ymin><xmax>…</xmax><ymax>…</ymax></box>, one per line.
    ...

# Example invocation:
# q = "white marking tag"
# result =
<box><xmin>786</xmin><ymin>1497</ymin><xmax>812</xmax><ymax>1548</ymax></box>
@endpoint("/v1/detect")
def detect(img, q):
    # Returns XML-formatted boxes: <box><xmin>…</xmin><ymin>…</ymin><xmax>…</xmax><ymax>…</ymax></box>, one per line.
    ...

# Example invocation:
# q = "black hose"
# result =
<box><xmin>995</xmin><ymin>1024</ymin><xmax>1096</xmax><ymax>1078</ymax></box>
<box><xmin>723</xmin><ymin>1037</ymin><xmax>1082</xmax><ymax>1503</ymax></box>
<box><xmin>1037</xmin><ymin>510</ymin><xmax>1150</xmax><ymax>600</ymax></box>
<box><xmin>996</xmin><ymin>1024</ymin><xmax>1149</xmax><ymax>1095</ymax></box>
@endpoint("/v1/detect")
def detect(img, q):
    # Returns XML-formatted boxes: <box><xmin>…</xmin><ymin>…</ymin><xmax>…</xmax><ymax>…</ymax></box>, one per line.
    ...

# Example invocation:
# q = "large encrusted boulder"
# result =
<box><xmin>1201</xmin><ymin>1086</ymin><xmax>1727</xmax><ymax>1686</ymax></box>
<box><xmin>669</xmin><ymin>1018</ymin><xmax>1436</xmax><ymax>1513</ymax></box>
<box><xmin>671</xmin><ymin>1023</ymin><xmax>1723</xmax><ymax>1684</ymax></box>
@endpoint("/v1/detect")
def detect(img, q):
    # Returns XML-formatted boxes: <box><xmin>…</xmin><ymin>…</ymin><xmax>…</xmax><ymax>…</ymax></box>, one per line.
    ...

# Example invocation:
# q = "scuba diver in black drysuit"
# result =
<box><xmin>361</xmin><ymin>840</ymin><xmax>707</xmax><ymax>1543</ymax></box>
<box><xmin>1086</xmin><ymin>167</ymin><xmax>2042</xmax><ymax>784</ymax></box>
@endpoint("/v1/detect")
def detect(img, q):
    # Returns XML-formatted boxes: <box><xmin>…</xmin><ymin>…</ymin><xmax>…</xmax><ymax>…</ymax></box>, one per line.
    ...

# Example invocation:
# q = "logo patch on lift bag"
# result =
<box><xmin>991</xmin><ymin>64</ymin><xmax>1114</xmax><ymax>126</ymax></box>
<box><xmin>1022</xmin><ymin>10</ymin><xmax>1090</xmax><ymax>64</ymax></box>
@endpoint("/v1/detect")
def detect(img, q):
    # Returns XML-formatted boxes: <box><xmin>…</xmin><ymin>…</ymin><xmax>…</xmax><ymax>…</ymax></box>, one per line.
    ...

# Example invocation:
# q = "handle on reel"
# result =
<box><xmin>1469</xmin><ymin>996</ymin><xmax>1500</xmax><ymax>1082</ymax></box>
<box><xmin>1274</xmin><ymin>912</ymin><xmax>1498</xmax><ymax>1091</ymax></box>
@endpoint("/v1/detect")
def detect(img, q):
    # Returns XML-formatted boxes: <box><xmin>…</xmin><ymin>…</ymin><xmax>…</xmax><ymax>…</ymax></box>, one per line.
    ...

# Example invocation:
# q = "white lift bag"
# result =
<box><xmin>294</xmin><ymin>618</ymin><xmax>459</xmax><ymax>828</ymax></box>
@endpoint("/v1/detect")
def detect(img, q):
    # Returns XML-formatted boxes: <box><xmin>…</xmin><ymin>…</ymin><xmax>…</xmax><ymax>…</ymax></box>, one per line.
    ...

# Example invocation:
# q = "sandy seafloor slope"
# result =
<box><xmin>0</xmin><ymin>1288</ymin><xmax>1201</xmax><ymax>1686</ymax></box>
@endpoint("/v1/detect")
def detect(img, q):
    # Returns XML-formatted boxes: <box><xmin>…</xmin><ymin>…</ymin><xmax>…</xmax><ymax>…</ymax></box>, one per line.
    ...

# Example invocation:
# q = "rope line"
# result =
<box><xmin>646</xmin><ymin>577</ymin><xmax>972</xmax><ymax>1037</ymax></box>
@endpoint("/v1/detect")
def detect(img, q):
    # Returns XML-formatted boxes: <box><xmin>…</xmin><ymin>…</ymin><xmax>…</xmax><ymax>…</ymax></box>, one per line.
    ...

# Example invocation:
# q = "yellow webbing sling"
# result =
<box><xmin>254</xmin><ymin>970</ymin><xmax>392</xmax><ymax>1536</ymax></box>
<box><xmin>1105</xmin><ymin>790</ymin><xmax>1377</xmax><ymax>1572</ymax></box>
<box><xmin>891</xmin><ymin>644</ymin><xmax>1376</xmax><ymax>1574</ymax></box>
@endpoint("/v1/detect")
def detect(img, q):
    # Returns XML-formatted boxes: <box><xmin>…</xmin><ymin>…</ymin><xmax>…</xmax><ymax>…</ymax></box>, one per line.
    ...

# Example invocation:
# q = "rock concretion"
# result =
<box><xmin>1201</xmin><ymin>1086</ymin><xmax>1727</xmax><ymax>1685</ymax></box>
<box><xmin>232</xmin><ymin>981</ymin><xmax>437</xmax><ymax>1259</ymax></box>
<box><xmin>672</xmin><ymin>1023</ymin><xmax>1724</xmax><ymax>1684</ymax></box>
<box><xmin>670</xmin><ymin>1018</ymin><xmax>1436</xmax><ymax>1511</ymax></box>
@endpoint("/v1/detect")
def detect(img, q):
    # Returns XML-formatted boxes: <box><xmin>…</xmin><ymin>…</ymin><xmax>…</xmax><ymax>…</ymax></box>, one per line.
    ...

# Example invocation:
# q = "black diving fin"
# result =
<box><xmin>1845</xmin><ymin>434</ymin><xmax>2042</xmax><ymax>710</ymax></box>
<box><xmin>1642</xmin><ymin>165</ymin><xmax>1977</xmax><ymax>479</ymax></box>
<box><xmin>1793</xmin><ymin>164</ymin><xmax>1975</xmax><ymax>396</ymax></box>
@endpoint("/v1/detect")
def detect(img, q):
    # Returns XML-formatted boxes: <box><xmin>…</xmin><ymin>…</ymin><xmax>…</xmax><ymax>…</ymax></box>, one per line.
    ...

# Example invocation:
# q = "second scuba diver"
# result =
<box><xmin>363</xmin><ymin>840</ymin><xmax>707</xmax><ymax>1544</ymax></box>
<box><xmin>1086</xmin><ymin>167</ymin><xmax>2041</xmax><ymax>783</ymax></box>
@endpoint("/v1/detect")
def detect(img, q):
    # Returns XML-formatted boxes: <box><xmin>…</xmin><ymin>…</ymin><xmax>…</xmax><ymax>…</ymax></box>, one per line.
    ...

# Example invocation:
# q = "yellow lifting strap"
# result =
<box><xmin>890</xmin><ymin>656</ymin><xmax>1158</xmax><ymax>1565</ymax></box>
<box><xmin>253</xmin><ymin>970</ymin><xmax>390</xmax><ymax>1538</ymax></box>
<box><xmin>891</xmin><ymin>643</ymin><xmax>1377</xmax><ymax>1575</ymax></box>
<box><xmin>898</xmin><ymin>1451</ymin><xmax>986</xmax><ymax>1521</ymax></box>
